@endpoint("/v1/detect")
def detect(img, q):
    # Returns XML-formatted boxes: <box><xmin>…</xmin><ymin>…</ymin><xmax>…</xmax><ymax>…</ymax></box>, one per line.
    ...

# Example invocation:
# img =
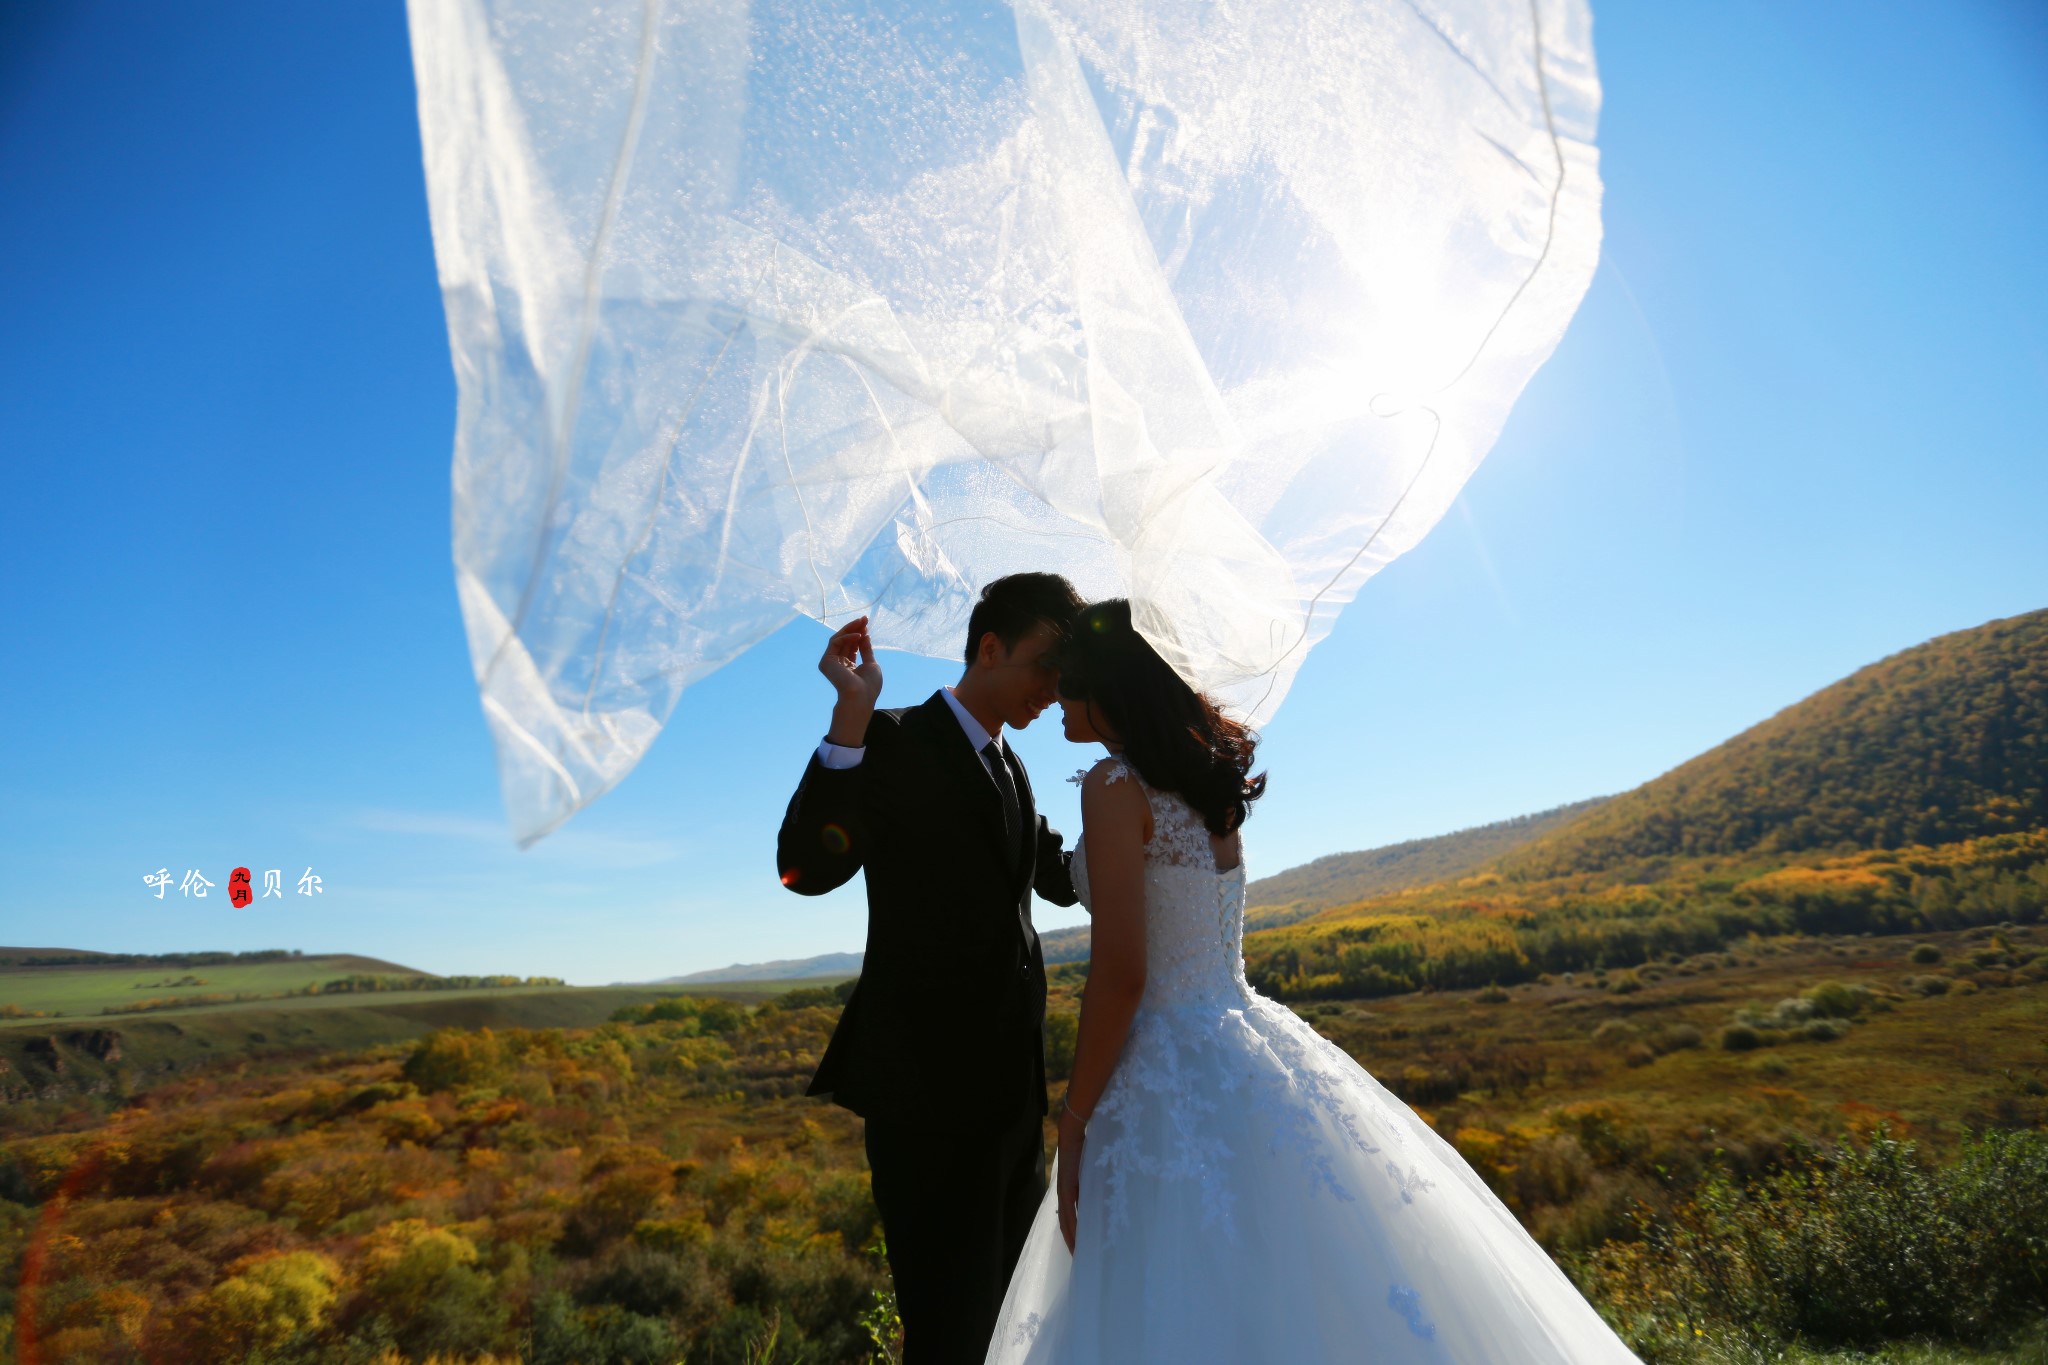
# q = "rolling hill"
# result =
<box><xmin>1504</xmin><ymin>608</ymin><xmax>2048</xmax><ymax>879</ymax></box>
<box><xmin>1240</xmin><ymin>609</ymin><xmax>2048</xmax><ymax>1001</ymax></box>
<box><xmin>1239</xmin><ymin>796</ymin><xmax>1613</xmax><ymax>913</ymax></box>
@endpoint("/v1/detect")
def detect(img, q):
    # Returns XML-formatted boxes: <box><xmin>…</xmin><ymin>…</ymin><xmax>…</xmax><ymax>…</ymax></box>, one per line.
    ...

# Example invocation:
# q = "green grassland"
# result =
<box><xmin>0</xmin><ymin>953</ymin><xmax>449</xmax><ymax>1018</ymax></box>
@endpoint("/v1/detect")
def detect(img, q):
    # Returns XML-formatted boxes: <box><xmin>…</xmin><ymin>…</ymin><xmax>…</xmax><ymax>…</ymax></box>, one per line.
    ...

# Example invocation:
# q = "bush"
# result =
<box><xmin>1719</xmin><ymin>1023</ymin><xmax>1765</xmax><ymax>1051</ymax></box>
<box><xmin>576</xmin><ymin>1242</ymin><xmax>717</xmax><ymax>1324</ymax></box>
<box><xmin>529</xmin><ymin>1292</ymin><xmax>682</xmax><ymax>1365</ymax></box>
<box><xmin>1044</xmin><ymin>1010</ymin><xmax>1079</xmax><ymax>1081</ymax></box>
<box><xmin>1801</xmin><ymin>980</ymin><xmax>1877</xmax><ymax>1018</ymax></box>
<box><xmin>767</xmin><ymin>985</ymin><xmax>843</xmax><ymax>1010</ymax></box>
<box><xmin>1575</xmin><ymin>1128</ymin><xmax>2048</xmax><ymax>1355</ymax></box>
<box><xmin>1659</xmin><ymin>1023</ymin><xmax>1704</xmax><ymax>1052</ymax></box>
<box><xmin>349</xmin><ymin>1219</ymin><xmax>510</xmax><ymax>1357</ymax></box>
<box><xmin>402</xmin><ymin>1028</ymin><xmax>507</xmax><ymax>1093</ymax></box>
<box><xmin>1911</xmin><ymin>942</ymin><xmax>1944</xmax><ymax>964</ymax></box>
<box><xmin>1591</xmin><ymin>1020</ymin><xmax>1638</xmax><ymax>1048</ymax></box>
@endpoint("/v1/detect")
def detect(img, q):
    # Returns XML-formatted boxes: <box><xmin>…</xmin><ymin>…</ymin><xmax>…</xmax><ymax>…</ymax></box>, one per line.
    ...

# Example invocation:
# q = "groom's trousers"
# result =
<box><xmin>864</xmin><ymin>1105</ymin><xmax>1047</xmax><ymax>1365</ymax></box>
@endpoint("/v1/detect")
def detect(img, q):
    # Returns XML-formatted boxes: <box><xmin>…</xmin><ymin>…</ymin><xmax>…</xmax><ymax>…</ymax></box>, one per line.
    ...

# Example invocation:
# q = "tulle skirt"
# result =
<box><xmin>986</xmin><ymin>992</ymin><xmax>1643</xmax><ymax>1364</ymax></box>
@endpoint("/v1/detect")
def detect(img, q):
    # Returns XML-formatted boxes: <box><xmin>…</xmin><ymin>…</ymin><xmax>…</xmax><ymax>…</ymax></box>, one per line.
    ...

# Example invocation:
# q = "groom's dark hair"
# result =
<box><xmin>964</xmin><ymin>572</ymin><xmax>1084</xmax><ymax>669</ymax></box>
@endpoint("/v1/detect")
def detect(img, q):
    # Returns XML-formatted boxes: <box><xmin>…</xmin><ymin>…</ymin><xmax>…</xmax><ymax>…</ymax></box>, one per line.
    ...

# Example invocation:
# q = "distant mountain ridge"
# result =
<box><xmin>659</xmin><ymin>952</ymin><xmax>865</xmax><ymax>985</ymax></box>
<box><xmin>1506</xmin><ymin>609</ymin><xmax>2048</xmax><ymax>879</ymax></box>
<box><xmin>662</xmin><ymin>799</ymin><xmax>1610</xmax><ymax>980</ymax></box>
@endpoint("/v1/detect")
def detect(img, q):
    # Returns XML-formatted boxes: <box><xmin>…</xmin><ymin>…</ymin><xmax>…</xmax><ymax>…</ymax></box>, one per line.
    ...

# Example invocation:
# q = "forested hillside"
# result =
<box><xmin>1245</xmin><ymin>796</ymin><xmax>1611</xmax><ymax>913</ymax></box>
<box><xmin>1246</xmin><ymin>612</ymin><xmax>2048</xmax><ymax>1001</ymax></box>
<box><xmin>1506</xmin><ymin>610</ymin><xmax>2047</xmax><ymax>878</ymax></box>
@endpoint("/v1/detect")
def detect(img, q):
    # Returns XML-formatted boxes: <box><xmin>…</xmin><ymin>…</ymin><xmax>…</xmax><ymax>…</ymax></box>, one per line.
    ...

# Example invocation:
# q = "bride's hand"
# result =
<box><xmin>1056</xmin><ymin>1105</ymin><xmax>1086</xmax><ymax>1254</ymax></box>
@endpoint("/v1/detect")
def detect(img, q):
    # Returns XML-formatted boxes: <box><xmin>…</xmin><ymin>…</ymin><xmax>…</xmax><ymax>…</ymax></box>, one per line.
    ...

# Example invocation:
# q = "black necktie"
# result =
<box><xmin>981</xmin><ymin>739</ymin><xmax>1023</xmax><ymax>866</ymax></box>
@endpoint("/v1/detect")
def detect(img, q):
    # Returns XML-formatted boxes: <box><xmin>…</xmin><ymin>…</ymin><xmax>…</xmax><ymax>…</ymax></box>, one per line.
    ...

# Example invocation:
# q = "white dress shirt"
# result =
<box><xmin>816</xmin><ymin>686</ymin><xmax>1000</xmax><ymax>769</ymax></box>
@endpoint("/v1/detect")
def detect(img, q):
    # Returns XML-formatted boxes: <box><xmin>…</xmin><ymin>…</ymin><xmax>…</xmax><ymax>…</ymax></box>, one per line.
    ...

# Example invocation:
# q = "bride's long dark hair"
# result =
<box><xmin>1053</xmin><ymin>599</ymin><xmax>1267</xmax><ymax>836</ymax></box>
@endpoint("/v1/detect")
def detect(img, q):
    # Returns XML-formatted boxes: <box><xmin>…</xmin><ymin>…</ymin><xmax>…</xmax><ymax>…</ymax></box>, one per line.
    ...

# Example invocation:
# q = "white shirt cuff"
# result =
<box><xmin>816</xmin><ymin>739</ymin><xmax>865</xmax><ymax>769</ymax></box>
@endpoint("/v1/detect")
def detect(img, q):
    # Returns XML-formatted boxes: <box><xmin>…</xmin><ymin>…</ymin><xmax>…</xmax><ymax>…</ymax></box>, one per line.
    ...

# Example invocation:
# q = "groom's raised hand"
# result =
<box><xmin>820</xmin><ymin>616</ymin><xmax>882</xmax><ymax>746</ymax></box>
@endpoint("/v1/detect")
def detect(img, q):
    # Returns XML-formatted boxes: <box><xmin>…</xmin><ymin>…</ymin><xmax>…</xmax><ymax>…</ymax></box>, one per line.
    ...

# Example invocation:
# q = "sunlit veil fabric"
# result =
<box><xmin>406</xmin><ymin>0</ymin><xmax>1602</xmax><ymax>848</ymax></box>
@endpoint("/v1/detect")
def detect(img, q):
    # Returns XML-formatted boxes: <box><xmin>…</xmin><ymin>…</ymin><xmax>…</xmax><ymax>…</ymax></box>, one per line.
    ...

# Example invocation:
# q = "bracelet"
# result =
<box><xmin>1062</xmin><ymin>1095</ymin><xmax>1090</xmax><ymax>1128</ymax></box>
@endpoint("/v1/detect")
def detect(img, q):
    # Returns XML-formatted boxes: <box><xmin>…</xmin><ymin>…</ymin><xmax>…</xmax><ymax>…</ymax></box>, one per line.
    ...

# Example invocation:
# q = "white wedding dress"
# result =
<box><xmin>987</xmin><ymin>759</ymin><xmax>1643</xmax><ymax>1363</ymax></box>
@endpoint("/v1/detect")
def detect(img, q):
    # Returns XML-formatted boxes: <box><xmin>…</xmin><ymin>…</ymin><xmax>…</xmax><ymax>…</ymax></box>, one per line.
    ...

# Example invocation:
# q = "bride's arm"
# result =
<box><xmin>1055</xmin><ymin>761</ymin><xmax>1148</xmax><ymax>1252</ymax></box>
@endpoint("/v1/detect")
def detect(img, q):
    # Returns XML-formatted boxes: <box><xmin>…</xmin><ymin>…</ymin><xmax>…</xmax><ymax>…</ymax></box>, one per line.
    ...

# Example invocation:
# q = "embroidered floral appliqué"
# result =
<box><xmin>1389</xmin><ymin>1283</ymin><xmax>1438</xmax><ymax>1340</ymax></box>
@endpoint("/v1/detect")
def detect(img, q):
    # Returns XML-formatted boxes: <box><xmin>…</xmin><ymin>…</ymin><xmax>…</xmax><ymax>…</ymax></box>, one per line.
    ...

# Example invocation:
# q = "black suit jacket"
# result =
<box><xmin>776</xmin><ymin>689</ymin><xmax>1078</xmax><ymax>1128</ymax></box>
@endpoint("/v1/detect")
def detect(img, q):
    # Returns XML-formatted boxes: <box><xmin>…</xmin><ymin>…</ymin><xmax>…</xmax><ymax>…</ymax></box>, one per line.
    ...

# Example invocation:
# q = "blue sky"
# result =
<box><xmin>2</xmin><ymin>2</ymin><xmax>2043</xmax><ymax>985</ymax></box>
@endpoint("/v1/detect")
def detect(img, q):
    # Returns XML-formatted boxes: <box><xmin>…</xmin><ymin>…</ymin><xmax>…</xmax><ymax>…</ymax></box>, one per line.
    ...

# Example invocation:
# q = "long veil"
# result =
<box><xmin>405</xmin><ymin>0</ymin><xmax>1602</xmax><ymax>847</ymax></box>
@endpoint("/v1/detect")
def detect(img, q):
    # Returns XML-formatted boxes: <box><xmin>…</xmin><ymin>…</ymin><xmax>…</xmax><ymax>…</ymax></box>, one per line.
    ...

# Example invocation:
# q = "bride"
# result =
<box><xmin>987</xmin><ymin>600</ymin><xmax>1642</xmax><ymax>1364</ymax></box>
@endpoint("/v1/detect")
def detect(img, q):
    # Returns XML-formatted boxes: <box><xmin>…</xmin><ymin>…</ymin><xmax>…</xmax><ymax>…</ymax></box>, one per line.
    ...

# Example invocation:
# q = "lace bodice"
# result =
<box><xmin>1060</xmin><ymin>755</ymin><xmax>1441</xmax><ymax>1251</ymax></box>
<box><xmin>1069</xmin><ymin>757</ymin><xmax>1252</xmax><ymax>1011</ymax></box>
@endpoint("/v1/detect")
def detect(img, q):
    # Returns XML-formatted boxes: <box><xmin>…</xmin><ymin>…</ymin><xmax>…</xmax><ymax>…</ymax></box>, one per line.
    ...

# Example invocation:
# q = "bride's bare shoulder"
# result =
<box><xmin>1078</xmin><ymin>755</ymin><xmax>1152</xmax><ymax>841</ymax></box>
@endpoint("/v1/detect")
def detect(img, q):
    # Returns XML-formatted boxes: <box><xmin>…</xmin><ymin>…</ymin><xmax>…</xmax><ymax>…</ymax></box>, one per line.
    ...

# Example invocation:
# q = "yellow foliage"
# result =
<box><xmin>633</xmin><ymin>1213</ymin><xmax>714</xmax><ymax>1252</ymax></box>
<box><xmin>172</xmin><ymin>1250</ymin><xmax>342</xmax><ymax>1358</ymax></box>
<box><xmin>1750</xmin><ymin>865</ymin><xmax>1892</xmax><ymax>897</ymax></box>
<box><xmin>1454</xmin><ymin>1127</ymin><xmax>1507</xmax><ymax>1164</ymax></box>
<box><xmin>370</xmin><ymin>1098</ymin><xmax>445</xmax><ymax>1146</ymax></box>
<box><xmin>362</xmin><ymin>1217</ymin><xmax>480</xmax><ymax>1280</ymax></box>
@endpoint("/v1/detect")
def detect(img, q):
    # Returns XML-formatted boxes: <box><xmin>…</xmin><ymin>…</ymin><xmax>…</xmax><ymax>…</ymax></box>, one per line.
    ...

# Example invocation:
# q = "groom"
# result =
<box><xmin>776</xmin><ymin>572</ymin><xmax>1084</xmax><ymax>1364</ymax></box>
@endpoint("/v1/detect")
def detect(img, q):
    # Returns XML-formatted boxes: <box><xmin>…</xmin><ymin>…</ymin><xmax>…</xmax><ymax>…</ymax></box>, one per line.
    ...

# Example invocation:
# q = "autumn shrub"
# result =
<box><xmin>1718</xmin><ymin>1023</ymin><xmax>1764</xmax><ymax>1051</ymax></box>
<box><xmin>612</xmin><ymin>995</ymin><xmax>752</xmax><ymax>1035</ymax></box>
<box><xmin>1801</xmin><ymin>979</ymin><xmax>1880</xmax><ymax>1018</ymax></box>
<box><xmin>340</xmin><ymin>1218</ymin><xmax>512</xmax><ymax>1358</ymax></box>
<box><xmin>575</xmin><ymin>1241</ymin><xmax>718</xmax><ymax>1327</ymax></box>
<box><xmin>403</xmin><ymin>1028</ymin><xmax>508</xmax><ymax>1094</ymax></box>
<box><xmin>1044</xmin><ymin>1009</ymin><xmax>1079</xmax><ymax>1080</ymax></box>
<box><xmin>562</xmin><ymin>1157</ymin><xmax>676</xmax><ymax>1254</ymax></box>
<box><xmin>163</xmin><ymin>1249</ymin><xmax>341</xmax><ymax>1361</ymax></box>
<box><xmin>1590</xmin><ymin>1020</ymin><xmax>1638</xmax><ymax>1049</ymax></box>
<box><xmin>717</xmin><ymin>1238</ymin><xmax>879</xmax><ymax>1361</ymax></box>
<box><xmin>1575</xmin><ymin>1127</ymin><xmax>2048</xmax><ymax>1358</ymax></box>
<box><xmin>528</xmin><ymin>1290</ymin><xmax>683</xmax><ymax>1365</ymax></box>
<box><xmin>1658</xmin><ymin>1024</ymin><xmax>1703</xmax><ymax>1053</ymax></box>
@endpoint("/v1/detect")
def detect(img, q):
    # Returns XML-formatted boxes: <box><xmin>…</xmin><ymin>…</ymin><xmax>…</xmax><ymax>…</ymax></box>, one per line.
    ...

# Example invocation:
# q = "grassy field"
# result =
<box><xmin>0</xmin><ymin>984</ymin><xmax>691</xmax><ymax>1131</ymax></box>
<box><xmin>0</xmin><ymin>935</ymin><xmax>2038</xmax><ymax>1364</ymax></box>
<box><xmin>0</xmin><ymin>953</ymin><xmax>465</xmax><ymax>1018</ymax></box>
